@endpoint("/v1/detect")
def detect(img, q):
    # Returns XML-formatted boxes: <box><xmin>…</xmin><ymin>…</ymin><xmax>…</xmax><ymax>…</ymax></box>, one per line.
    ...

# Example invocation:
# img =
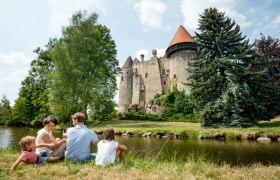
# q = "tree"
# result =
<box><xmin>251</xmin><ymin>34</ymin><xmax>280</xmax><ymax>119</ymax></box>
<box><xmin>11</xmin><ymin>39</ymin><xmax>56</xmax><ymax>126</ymax></box>
<box><xmin>0</xmin><ymin>95</ymin><xmax>12</xmax><ymax>125</ymax></box>
<box><xmin>48</xmin><ymin>11</ymin><xmax>119</xmax><ymax>122</ymax></box>
<box><xmin>189</xmin><ymin>8</ymin><xmax>258</xmax><ymax>126</ymax></box>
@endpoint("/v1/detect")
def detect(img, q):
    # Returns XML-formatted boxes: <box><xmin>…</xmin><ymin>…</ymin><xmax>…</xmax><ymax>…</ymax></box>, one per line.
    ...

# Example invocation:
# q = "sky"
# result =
<box><xmin>1</xmin><ymin>0</ymin><xmax>280</xmax><ymax>106</ymax></box>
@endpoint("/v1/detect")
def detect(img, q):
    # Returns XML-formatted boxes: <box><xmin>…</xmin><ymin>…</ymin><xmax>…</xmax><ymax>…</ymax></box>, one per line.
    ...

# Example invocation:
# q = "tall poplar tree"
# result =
<box><xmin>48</xmin><ymin>11</ymin><xmax>118</xmax><ymax>121</ymax></box>
<box><xmin>189</xmin><ymin>8</ymin><xmax>258</xmax><ymax>126</ymax></box>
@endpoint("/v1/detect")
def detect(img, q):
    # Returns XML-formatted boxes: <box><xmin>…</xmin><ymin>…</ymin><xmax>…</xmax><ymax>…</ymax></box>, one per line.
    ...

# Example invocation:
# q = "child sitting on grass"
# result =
<box><xmin>95</xmin><ymin>127</ymin><xmax>127</xmax><ymax>166</ymax></box>
<box><xmin>11</xmin><ymin>135</ymin><xmax>62</xmax><ymax>170</ymax></box>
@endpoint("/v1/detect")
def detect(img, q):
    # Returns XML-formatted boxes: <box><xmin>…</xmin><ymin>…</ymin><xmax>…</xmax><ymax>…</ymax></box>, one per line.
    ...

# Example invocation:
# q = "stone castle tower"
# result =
<box><xmin>118</xmin><ymin>25</ymin><xmax>196</xmax><ymax>113</ymax></box>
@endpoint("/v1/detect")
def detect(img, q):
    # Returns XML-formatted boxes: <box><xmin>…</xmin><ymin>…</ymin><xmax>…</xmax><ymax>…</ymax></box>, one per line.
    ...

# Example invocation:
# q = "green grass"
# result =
<box><xmin>1</xmin><ymin>148</ymin><xmax>280</xmax><ymax>179</ymax></box>
<box><xmin>89</xmin><ymin>117</ymin><xmax>280</xmax><ymax>140</ymax></box>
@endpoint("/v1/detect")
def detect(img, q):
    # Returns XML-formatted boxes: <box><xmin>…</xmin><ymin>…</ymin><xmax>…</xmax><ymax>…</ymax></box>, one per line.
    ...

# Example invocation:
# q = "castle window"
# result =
<box><xmin>173</xmin><ymin>74</ymin><xmax>176</xmax><ymax>79</ymax></box>
<box><xmin>121</xmin><ymin>76</ymin><xmax>124</xmax><ymax>81</ymax></box>
<box><xmin>161</xmin><ymin>70</ymin><xmax>165</xmax><ymax>75</ymax></box>
<box><xmin>144</xmin><ymin>73</ymin><xmax>148</xmax><ymax>78</ymax></box>
<box><xmin>163</xmin><ymin>81</ymin><xmax>167</xmax><ymax>86</ymax></box>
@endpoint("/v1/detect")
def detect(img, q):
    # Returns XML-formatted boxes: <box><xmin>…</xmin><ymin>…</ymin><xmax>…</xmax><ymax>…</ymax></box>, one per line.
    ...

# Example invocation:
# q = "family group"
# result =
<box><xmin>11</xmin><ymin>112</ymin><xmax>127</xmax><ymax>170</ymax></box>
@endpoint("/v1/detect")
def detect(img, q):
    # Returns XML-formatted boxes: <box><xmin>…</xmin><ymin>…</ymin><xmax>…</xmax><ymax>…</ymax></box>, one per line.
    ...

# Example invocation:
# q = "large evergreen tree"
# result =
<box><xmin>48</xmin><ymin>11</ymin><xmax>118</xmax><ymax>121</ymax></box>
<box><xmin>189</xmin><ymin>8</ymin><xmax>258</xmax><ymax>126</ymax></box>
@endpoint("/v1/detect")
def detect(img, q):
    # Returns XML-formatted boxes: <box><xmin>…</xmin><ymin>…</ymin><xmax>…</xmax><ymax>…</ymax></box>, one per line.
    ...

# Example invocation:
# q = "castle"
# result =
<box><xmin>118</xmin><ymin>25</ymin><xmax>196</xmax><ymax>113</ymax></box>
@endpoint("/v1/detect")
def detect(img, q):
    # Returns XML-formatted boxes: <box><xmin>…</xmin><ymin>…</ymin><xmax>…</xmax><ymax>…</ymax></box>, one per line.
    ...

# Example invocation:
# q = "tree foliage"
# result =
<box><xmin>149</xmin><ymin>89</ymin><xmax>197</xmax><ymax>122</ymax></box>
<box><xmin>189</xmin><ymin>8</ymin><xmax>259</xmax><ymax>126</ymax></box>
<box><xmin>0</xmin><ymin>95</ymin><xmax>12</xmax><ymax>125</ymax></box>
<box><xmin>251</xmin><ymin>34</ymin><xmax>280</xmax><ymax>119</ymax></box>
<box><xmin>11</xmin><ymin>40</ymin><xmax>56</xmax><ymax>126</ymax></box>
<box><xmin>48</xmin><ymin>11</ymin><xmax>119</xmax><ymax>122</ymax></box>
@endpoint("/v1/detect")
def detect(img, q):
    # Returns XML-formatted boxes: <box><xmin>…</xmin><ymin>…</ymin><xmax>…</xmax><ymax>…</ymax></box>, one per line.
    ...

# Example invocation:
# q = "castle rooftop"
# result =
<box><xmin>166</xmin><ymin>25</ymin><xmax>196</xmax><ymax>57</ymax></box>
<box><xmin>122</xmin><ymin>56</ymin><xmax>133</xmax><ymax>68</ymax></box>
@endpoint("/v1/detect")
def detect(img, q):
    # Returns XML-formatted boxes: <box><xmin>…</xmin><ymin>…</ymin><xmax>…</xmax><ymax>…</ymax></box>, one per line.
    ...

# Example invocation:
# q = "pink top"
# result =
<box><xmin>19</xmin><ymin>150</ymin><xmax>37</xmax><ymax>164</ymax></box>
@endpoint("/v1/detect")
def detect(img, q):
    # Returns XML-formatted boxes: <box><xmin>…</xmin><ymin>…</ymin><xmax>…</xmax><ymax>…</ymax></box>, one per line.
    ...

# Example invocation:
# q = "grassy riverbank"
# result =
<box><xmin>88</xmin><ymin>116</ymin><xmax>280</xmax><ymax>140</ymax></box>
<box><xmin>1</xmin><ymin>148</ymin><xmax>279</xmax><ymax>180</ymax></box>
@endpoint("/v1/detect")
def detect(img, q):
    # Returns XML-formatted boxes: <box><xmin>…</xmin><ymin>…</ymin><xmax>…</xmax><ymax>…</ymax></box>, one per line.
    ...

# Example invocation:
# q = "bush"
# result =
<box><xmin>117</xmin><ymin>112</ymin><xmax>163</xmax><ymax>121</ymax></box>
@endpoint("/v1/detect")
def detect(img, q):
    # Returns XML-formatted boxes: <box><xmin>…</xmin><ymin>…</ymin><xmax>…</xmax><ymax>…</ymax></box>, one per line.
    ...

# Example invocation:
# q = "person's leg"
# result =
<box><xmin>51</xmin><ymin>143</ymin><xmax>66</xmax><ymax>157</ymax></box>
<box><xmin>116</xmin><ymin>149</ymin><xmax>126</xmax><ymax>162</ymax></box>
<box><xmin>48</xmin><ymin>156</ymin><xmax>61</xmax><ymax>162</ymax></box>
<box><xmin>36</xmin><ymin>155</ymin><xmax>49</xmax><ymax>164</ymax></box>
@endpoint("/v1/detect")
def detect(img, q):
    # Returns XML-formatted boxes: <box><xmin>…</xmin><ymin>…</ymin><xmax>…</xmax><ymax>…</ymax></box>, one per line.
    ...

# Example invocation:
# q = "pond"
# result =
<box><xmin>1</xmin><ymin>125</ymin><xmax>280</xmax><ymax>166</ymax></box>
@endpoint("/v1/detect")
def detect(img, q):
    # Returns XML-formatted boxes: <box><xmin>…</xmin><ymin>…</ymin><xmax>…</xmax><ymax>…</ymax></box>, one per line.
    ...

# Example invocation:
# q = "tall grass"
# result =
<box><xmin>1</xmin><ymin>148</ymin><xmax>280</xmax><ymax>179</ymax></box>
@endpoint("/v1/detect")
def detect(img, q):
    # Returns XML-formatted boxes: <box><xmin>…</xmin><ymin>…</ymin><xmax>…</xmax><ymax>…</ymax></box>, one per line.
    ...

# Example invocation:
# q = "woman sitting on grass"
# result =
<box><xmin>36</xmin><ymin>115</ymin><xmax>66</xmax><ymax>157</ymax></box>
<box><xmin>11</xmin><ymin>136</ymin><xmax>62</xmax><ymax>170</ymax></box>
<box><xmin>95</xmin><ymin>127</ymin><xmax>127</xmax><ymax>166</ymax></box>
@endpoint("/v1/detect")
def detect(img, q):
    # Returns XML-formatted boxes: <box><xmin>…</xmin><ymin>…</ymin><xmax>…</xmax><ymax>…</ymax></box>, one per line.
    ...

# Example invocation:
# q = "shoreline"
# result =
<box><xmin>94</xmin><ymin>129</ymin><xmax>280</xmax><ymax>142</ymax></box>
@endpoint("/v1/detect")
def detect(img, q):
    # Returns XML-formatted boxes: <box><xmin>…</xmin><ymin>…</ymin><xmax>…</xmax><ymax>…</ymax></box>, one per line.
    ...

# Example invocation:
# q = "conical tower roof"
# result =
<box><xmin>166</xmin><ymin>25</ymin><xmax>196</xmax><ymax>57</ymax></box>
<box><xmin>168</xmin><ymin>25</ymin><xmax>194</xmax><ymax>47</ymax></box>
<box><xmin>122</xmin><ymin>56</ymin><xmax>133</xmax><ymax>68</ymax></box>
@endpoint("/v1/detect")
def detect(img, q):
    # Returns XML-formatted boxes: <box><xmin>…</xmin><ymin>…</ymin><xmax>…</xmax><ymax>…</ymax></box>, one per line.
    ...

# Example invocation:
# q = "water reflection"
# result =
<box><xmin>0</xmin><ymin>126</ymin><xmax>12</xmax><ymax>148</ymax></box>
<box><xmin>1</xmin><ymin>125</ymin><xmax>280</xmax><ymax>166</ymax></box>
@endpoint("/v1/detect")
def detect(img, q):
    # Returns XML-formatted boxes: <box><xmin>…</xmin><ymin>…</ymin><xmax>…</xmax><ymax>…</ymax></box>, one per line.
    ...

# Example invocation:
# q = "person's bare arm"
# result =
<box><xmin>35</xmin><ymin>142</ymin><xmax>55</xmax><ymax>149</ymax></box>
<box><xmin>41</xmin><ymin>134</ymin><xmax>56</xmax><ymax>149</ymax></box>
<box><xmin>11</xmin><ymin>157</ymin><xmax>23</xmax><ymax>170</ymax></box>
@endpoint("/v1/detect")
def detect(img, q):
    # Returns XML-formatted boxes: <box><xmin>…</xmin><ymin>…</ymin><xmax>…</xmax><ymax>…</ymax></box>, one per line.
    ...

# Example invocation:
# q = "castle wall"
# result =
<box><xmin>132</xmin><ymin>64</ymin><xmax>140</xmax><ymax>106</ymax></box>
<box><xmin>118</xmin><ymin>67</ymin><xmax>133</xmax><ymax>112</ymax></box>
<box><xmin>118</xmin><ymin>49</ymin><xmax>195</xmax><ymax>113</ymax></box>
<box><xmin>143</xmin><ymin>56</ymin><xmax>163</xmax><ymax>103</ymax></box>
<box><xmin>169</xmin><ymin>49</ymin><xmax>194</xmax><ymax>94</ymax></box>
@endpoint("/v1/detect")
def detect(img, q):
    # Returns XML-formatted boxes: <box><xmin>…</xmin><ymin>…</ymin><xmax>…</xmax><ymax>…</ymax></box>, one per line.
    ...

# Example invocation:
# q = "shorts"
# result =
<box><xmin>36</xmin><ymin>150</ymin><xmax>49</xmax><ymax>164</ymax></box>
<box><xmin>50</xmin><ymin>150</ymin><xmax>63</xmax><ymax>157</ymax></box>
<box><xmin>88</xmin><ymin>153</ymin><xmax>96</xmax><ymax>160</ymax></box>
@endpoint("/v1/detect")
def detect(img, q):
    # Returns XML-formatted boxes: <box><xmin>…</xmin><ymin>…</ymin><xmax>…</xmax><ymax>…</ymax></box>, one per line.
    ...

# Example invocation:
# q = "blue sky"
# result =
<box><xmin>1</xmin><ymin>0</ymin><xmax>280</xmax><ymax>105</ymax></box>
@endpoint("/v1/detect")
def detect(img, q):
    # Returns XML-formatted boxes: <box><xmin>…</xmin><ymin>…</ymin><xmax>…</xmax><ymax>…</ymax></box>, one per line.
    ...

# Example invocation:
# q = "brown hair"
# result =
<box><xmin>19</xmin><ymin>136</ymin><xmax>35</xmax><ymax>151</ymax></box>
<box><xmin>72</xmin><ymin>112</ymin><xmax>86</xmax><ymax>123</ymax></box>
<box><xmin>48</xmin><ymin>115</ymin><xmax>58</xmax><ymax>125</ymax></box>
<box><xmin>43</xmin><ymin>115</ymin><xmax>58</xmax><ymax>126</ymax></box>
<box><xmin>102</xmin><ymin>127</ymin><xmax>115</xmax><ymax>141</ymax></box>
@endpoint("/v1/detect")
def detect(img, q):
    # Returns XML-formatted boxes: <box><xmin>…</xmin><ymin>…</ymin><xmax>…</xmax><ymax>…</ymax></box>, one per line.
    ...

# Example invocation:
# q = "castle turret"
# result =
<box><xmin>166</xmin><ymin>25</ymin><xmax>196</xmax><ymax>58</ymax></box>
<box><xmin>165</xmin><ymin>25</ymin><xmax>196</xmax><ymax>93</ymax></box>
<box><xmin>118</xmin><ymin>56</ymin><xmax>133</xmax><ymax>112</ymax></box>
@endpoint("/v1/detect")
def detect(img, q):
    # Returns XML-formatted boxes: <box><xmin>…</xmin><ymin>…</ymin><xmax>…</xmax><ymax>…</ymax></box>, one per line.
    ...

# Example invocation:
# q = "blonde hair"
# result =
<box><xmin>19</xmin><ymin>136</ymin><xmax>36</xmax><ymax>151</ymax></box>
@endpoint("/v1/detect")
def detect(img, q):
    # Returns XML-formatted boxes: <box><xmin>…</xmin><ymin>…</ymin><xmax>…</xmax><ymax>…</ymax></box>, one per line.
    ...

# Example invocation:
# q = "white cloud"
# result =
<box><xmin>155</xmin><ymin>48</ymin><xmax>166</xmax><ymax>57</ymax></box>
<box><xmin>179</xmin><ymin>0</ymin><xmax>251</xmax><ymax>32</ymax></box>
<box><xmin>47</xmin><ymin>0</ymin><xmax>105</xmax><ymax>37</ymax></box>
<box><xmin>272</xmin><ymin>15</ymin><xmax>280</xmax><ymax>25</ymax></box>
<box><xmin>134</xmin><ymin>0</ymin><xmax>167</xmax><ymax>30</ymax></box>
<box><xmin>0</xmin><ymin>50</ymin><xmax>32</xmax><ymax>105</ymax></box>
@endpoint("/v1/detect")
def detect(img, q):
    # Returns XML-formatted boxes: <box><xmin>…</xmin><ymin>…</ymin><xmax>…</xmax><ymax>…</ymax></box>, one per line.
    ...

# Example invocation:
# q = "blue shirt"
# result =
<box><xmin>65</xmin><ymin>125</ymin><xmax>99</xmax><ymax>162</ymax></box>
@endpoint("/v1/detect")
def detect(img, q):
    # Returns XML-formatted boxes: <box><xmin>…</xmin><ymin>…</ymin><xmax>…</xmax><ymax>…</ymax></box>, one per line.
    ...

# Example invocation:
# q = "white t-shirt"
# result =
<box><xmin>95</xmin><ymin>140</ymin><xmax>118</xmax><ymax>166</ymax></box>
<box><xmin>35</xmin><ymin>128</ymin><xmax>53</xmax><ymax>154</ymax></box>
